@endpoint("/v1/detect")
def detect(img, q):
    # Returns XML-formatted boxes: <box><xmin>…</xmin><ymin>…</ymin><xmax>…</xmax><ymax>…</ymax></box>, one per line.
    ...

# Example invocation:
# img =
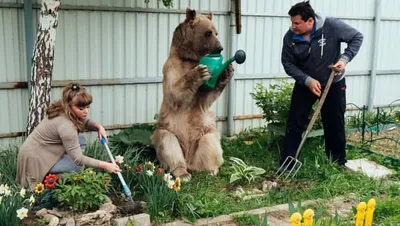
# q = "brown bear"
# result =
<box><xmin>151</xmin><ymin>8</ymin><xmax>234</xmax><ymax>182</ymax></box>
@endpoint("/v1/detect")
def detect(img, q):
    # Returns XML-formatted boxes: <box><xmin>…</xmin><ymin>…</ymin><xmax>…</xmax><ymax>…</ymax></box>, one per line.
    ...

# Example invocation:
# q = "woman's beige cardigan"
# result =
<box><xmin>16</xmin><ymin>115</ymin><xmax>101</xmax><ymax>190</ymax></box>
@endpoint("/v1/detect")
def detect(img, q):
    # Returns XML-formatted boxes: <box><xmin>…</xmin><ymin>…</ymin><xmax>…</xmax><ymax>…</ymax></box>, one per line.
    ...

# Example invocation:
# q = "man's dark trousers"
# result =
<box><xmin>280</xmin><ymin>78</ymin><xmax>347</xmax><ymax>166</ymax></box>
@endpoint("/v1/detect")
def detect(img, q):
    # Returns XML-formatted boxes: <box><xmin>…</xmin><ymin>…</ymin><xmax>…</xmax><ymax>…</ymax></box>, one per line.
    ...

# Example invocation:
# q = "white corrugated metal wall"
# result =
<box><xmin>0</xmin><ymin>0</ymin><xmax>399</xmax><ymax>147</ymax></box>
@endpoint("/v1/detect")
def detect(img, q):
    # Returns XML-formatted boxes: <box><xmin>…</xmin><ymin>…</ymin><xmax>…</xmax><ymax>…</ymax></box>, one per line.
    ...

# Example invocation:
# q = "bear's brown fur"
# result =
<box><xmin>151</xmin><ymin>8</ymin><xmax>234</xmax><ymax>181</ymax></box>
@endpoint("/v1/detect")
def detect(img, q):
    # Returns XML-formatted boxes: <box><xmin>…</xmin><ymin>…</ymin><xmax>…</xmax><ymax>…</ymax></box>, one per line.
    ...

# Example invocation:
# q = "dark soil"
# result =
<box><xmin>21</xmin><ymin>211</ymin><xmax>38</xmax><ymax>226</ymax></box>
<box><xmin>347</xmin><ymin>127</ymin><xmax>400</xmax><ymax>158</ymax></box>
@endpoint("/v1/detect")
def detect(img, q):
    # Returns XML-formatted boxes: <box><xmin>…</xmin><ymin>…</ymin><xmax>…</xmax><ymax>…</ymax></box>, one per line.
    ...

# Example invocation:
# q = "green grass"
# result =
<box><xmin>1</xmin><ymin>126</ymin><xmax>399</xmax><ymax>225</ymax></box>
<box><xmin>373</xmin><ymin>195</ymin><xmax>400</xmax><ymax>224</ymax></box>
<box><xmin>168</xmin><ymin>128</ymin><xmax>400</xmax><ymax>222</ymax></box>
<box><xmin>232</xmin><ymin>213</ymin><xmax>260</xmax><ymax>226</ymax></box>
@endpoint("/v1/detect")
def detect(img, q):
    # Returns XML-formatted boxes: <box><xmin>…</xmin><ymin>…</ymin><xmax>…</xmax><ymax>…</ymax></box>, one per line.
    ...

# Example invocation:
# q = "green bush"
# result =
<box><xmin>250</xmin><ymin>79</ymin><xmax>323</xmax><ymax>129</ymax></box>
<box><xmin>250</xmin><ymin>79</ymin><xmax>293</xmax><ymax>126</ymax></box>
<box><xmin>52</xmin><ymin>168</ymin><xmax>111</xmax><ymax>211</ymax></box>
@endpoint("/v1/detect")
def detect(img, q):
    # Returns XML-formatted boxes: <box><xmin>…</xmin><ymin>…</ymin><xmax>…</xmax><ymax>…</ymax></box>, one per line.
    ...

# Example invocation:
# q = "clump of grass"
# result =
<box><xmin>233</xmin><ymin>213</ymin><xmax>260</xmax><ymax>226</ymax></box>
<box><xmin>0</xmin><ymin>145</ymin><xmax>19</xmax><ymax>188</ymax></box>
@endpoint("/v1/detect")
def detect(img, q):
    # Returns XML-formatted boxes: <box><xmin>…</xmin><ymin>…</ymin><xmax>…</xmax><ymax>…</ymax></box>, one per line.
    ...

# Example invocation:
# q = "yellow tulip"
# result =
<box><xmin>302</xmin><ymin>209</ymin><xmax>314</xmax><ymax>226</ymax></box>
<box><xmin>364</xmin><ymin>198</ymin><xmax>376</xmax><ymax>226</ymax></box>
<box><xmin>290</xmin><ymin>212</ymin><xmax>302</xmax><ymax>226</ymax></box>
<box><xmin>244</xmin><ymin>141</ymin><xmax>254</xmax><ymax>145</ymax></box>
<box><xmin>355</xmin><ymin>201</ymin><xmax>367</xmax><ymax>226</ymax></box>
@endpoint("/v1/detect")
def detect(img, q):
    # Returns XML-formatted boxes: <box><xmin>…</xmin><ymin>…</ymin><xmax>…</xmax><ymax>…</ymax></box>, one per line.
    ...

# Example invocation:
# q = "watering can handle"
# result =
<box><xmin>203</xmin><ymin>54</ymin><xmax>224</xmax><ymax>64</ymax></box>
<box><xmin>206</xmin><ymin>53</ymin><xmax>222</xmax><ymax>58</ymax></box>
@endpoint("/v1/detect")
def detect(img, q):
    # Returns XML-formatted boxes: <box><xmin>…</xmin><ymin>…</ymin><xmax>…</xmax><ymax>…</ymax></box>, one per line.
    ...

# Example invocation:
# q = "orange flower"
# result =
<box><xmin>156</xmin><ymin>168</ymin><xmax>163</xmax><ymax>175</ymax></box>
<box><xmin>44</xmin><ymin>174</ymin><xmax>57</xmax><ymax>189</ymax></box>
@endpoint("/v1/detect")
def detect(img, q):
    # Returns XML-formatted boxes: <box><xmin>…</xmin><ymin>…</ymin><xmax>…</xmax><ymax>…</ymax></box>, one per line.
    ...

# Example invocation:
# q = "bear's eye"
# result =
<box><xmin>205</xmin><ymin>30</ymin><xmax>213</xmax><ymax>37</ymax></box>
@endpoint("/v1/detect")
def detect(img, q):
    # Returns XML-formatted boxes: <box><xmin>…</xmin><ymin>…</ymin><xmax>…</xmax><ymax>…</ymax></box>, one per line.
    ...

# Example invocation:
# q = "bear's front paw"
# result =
<box><xmin>208</xmin><ymin>169</ymin><xmax>219</xmax><ymax>176</ymax></box>
<box><xmin>195</xmin><ymin>65</ymin><xmax>212</xmax><ymax>82</ymax></box>
<box><xmin>180</xmin><ymin>173</ymin><xmax>192</xmax><ymax>182</ymax></box>
<box><xmin>216</xmin><ymin>63</ymin><xmax>234</xmax><ymax>90</ymax></box>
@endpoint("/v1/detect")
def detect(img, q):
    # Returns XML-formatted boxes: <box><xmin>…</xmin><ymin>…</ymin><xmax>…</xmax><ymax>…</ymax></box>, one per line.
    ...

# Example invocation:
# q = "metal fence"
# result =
<box><xmin>0</xmin><ymin>0</ymin><xmax>399</xmax><ymax>148</ymax></box>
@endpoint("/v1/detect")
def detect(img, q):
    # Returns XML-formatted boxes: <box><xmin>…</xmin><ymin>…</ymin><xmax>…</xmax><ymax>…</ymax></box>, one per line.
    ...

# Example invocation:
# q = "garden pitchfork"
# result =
<box><xmin>275</xmin><ymin>65</ymin><xmax>338</xmax><ymax>180</ymax></box>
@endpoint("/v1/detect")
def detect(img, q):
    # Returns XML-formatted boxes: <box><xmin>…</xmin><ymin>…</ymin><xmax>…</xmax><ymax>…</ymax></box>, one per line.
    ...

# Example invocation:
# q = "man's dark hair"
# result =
<box><xmin>288</xmin><ymin>1</ymin><xmax>315</xmax><ymax>22</ymax></box>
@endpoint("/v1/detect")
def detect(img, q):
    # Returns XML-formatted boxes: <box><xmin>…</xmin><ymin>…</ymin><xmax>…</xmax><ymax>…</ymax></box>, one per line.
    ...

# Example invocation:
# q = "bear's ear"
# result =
<box><xmin>186</xmin><ymin>7</ymin><xmax>197</xmax><ymax>20</ymax></box>
<box><xmin>207</xmin><ymin>12</ymin><xmax>213</xmax><ymax>21</ymax></box>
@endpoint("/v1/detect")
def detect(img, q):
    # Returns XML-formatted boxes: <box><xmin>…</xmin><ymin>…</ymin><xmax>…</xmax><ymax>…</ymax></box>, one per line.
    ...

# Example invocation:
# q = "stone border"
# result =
<box><xmin>160</xmin><ymin>194</ymin><xmax>357</xmax><ymax>226</ymax></box>
<box><xmin>113</xmin><ymin>213</ymin><xmax>151</xmax><ymax>226</ymax></box>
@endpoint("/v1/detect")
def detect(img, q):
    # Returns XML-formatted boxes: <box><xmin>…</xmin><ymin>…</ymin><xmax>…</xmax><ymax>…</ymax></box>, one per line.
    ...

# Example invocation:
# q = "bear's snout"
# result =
<box><xmin>212</xmin><ymin>45</ymin><xmax>223</xmax><ymax>54</ymax></box>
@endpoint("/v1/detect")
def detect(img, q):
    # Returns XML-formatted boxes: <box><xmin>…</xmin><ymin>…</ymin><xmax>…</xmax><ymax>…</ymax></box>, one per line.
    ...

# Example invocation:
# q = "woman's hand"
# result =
<box><xmin>100</xmin><ymin>161</ymin><xmax>121</xmax><ymax>174</ymax></box>
<box><xmin>97</xmin><ymin>125</ymin><xmax>108</xmax><ymax>142</ymax></box>
<box><xmin>86</xmin><ymin>120</ymin><xmax>108</xmax><ymax>142</ymax></box>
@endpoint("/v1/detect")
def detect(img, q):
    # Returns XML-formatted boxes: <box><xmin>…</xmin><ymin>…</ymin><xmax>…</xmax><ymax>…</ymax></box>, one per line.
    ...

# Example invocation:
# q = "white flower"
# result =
<box><xmin>29</xmin><ymin>195</ymin><xmax>35</xmax><ymax>205</ymax></box>
<box><xmin>20</xmin><ymin>188</ymin><xmax>26</xmax><ymax>197</ymax></box>
<box><xmin>16</xmin><ymin>207</ymin><xmax>28</xmax><ymax>220</ymax></box>
<box><xmin>0</xmin><ymin>184</ymin><xmax>9</xmax><ymax>195</ymax></box>
<box><xmin>115</xmin><ymin>155</ymin><xmax>124</xmax><ymax>164</ymax></box>
<box><xmin>273</xmin><ymin>110</ymin><xmax>278</xmax><ymax>115</ymax></box>
<box><xmin>4</xmin><ymin>189</ymin><xmax>11</xmax><ymax>197</ymax></box>
<box><xmin>167</xmin><ymin>180</ymin><xmax>175</xmax><ymax>189</ymax></box>
<box><xmin>163</xmin><ymin>173</ymin><xmax>172</xmax><ymax>182</ymax></box>
<box><xmin>146</xmin><ymin>170</ymin><xmax>153</xmax><ymax>176</ymax></box>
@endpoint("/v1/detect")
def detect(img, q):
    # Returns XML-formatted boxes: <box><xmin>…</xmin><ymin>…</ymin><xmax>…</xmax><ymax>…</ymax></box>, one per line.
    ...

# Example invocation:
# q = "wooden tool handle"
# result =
<box><xmin>305</xmin><ymin>66</ymin><xmax>337</xmax><ymax>133</ymax></box>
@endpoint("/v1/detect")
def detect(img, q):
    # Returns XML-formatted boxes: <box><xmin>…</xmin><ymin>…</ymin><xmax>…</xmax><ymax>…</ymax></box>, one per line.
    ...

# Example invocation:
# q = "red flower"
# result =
<box><xmin>135</xmin><ymin>165</ymin><xmax>142</xmax><ymax>173</ymax></box>
<box><xmin>156</xmin><ymin>168</ymin><xmax>163</xmax><ymax>175</ymax></box>
<box><xmin>44</xmin><ymin>174</ymin><xmax>58</xmax><ymax>189</ymax></box>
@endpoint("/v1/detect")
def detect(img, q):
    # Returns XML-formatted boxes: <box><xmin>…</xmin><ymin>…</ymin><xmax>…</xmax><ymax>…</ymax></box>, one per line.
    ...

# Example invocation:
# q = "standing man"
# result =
<box><xmin>280</xmin><ymin>1</ymin><xmax>363</xmax><ymax>168</ymax></box>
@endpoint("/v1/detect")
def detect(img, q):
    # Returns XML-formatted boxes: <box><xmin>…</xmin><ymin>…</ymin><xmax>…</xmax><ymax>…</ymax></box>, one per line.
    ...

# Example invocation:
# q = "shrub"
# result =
<box><xmin>250</xmin><ymin>79</ymin><xmax>293</xmax><ymax>126</ymax></box>
<box><xmin>250</xmin><ymin>79</ymin><xmax>323</xmax><ymax>129</ymax></box>
<box><xmin>52</xmin><ymin>167</ymin><xmax>111</xmax><ymax>211</ymax></box>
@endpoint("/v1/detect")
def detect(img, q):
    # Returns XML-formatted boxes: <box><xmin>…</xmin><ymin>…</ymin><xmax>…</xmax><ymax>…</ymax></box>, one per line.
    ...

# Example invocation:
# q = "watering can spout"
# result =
<box><xmin>220</xmin><ymin>49</ymin><xmax>246</xmax><ymax>73</ymax></box>
<box><xmin>200</xmin><ymin>49</ymin><xmax>246</xmax><ymax>89</ymax></box>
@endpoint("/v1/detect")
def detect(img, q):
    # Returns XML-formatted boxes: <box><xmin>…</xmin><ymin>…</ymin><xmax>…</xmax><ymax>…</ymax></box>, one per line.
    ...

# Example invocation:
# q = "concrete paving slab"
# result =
<box><xmin>345</xmin><ymin>158</ymin><xmax>393</xmax><ymax>179</ymax></box>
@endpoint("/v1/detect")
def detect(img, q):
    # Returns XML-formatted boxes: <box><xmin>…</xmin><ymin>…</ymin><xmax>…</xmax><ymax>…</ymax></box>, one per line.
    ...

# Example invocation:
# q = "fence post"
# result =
<box><xmin>23</xmin><ymin>0</ymin><xmax>34</xmax><ymax>97</ymax></box>
<box><xmin>367</xmin><ymin>0</ymin><xmax>382</xmax><ymax>111</ymax></box>
<box><xmin>376</xmin><ymin>107</ymin><xmax>380</xmax><ymax>135</ymax></box>
<box><xmin>362</xmin><ymin>105</ymin><xmax>366</xmax><ymax>142</ymax></box>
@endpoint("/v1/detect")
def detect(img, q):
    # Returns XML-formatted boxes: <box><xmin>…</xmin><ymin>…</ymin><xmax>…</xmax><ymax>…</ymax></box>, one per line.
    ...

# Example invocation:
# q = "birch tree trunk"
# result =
<box><xmin>26</xmin><ymin>0</ymin><xmax>61</xmax><ymax>135</ymax></box>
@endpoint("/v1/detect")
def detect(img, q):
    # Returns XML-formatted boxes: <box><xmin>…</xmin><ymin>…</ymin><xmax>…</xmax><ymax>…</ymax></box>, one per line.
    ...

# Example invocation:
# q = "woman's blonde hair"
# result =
<box><xmin>46</xmin><ymin>83</ymin><xmax>92</xmax><ymax>132</ymax></box>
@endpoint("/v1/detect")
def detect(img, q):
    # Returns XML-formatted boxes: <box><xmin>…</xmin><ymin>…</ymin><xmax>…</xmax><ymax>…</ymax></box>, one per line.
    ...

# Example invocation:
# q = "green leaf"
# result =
<box><xmin>230</xmin><ymin>174</ymin><xmax>241</xmax><ymax>184</ymax></box>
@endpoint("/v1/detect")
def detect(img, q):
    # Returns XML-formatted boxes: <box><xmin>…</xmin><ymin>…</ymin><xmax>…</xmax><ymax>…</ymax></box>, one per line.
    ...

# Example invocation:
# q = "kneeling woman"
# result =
<box><xmin>16</xmin><ymin>83</ymin><xmax>120</xmax><ymax>190</ymax></box>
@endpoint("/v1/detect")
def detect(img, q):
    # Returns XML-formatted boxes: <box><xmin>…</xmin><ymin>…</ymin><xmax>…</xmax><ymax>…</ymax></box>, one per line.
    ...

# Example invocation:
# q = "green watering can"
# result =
<box><xmin>200</xmin><ymin>50</ymin><xmax>246</xmax><ymax>89</ymax></box>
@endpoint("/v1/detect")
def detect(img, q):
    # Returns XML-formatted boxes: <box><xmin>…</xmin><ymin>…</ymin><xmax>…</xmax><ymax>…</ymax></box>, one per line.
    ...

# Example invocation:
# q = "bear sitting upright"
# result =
<box><xmin>151</xmin><ymin>8</ymin><xmax>234</xmax><ymax>181</ymax></box>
